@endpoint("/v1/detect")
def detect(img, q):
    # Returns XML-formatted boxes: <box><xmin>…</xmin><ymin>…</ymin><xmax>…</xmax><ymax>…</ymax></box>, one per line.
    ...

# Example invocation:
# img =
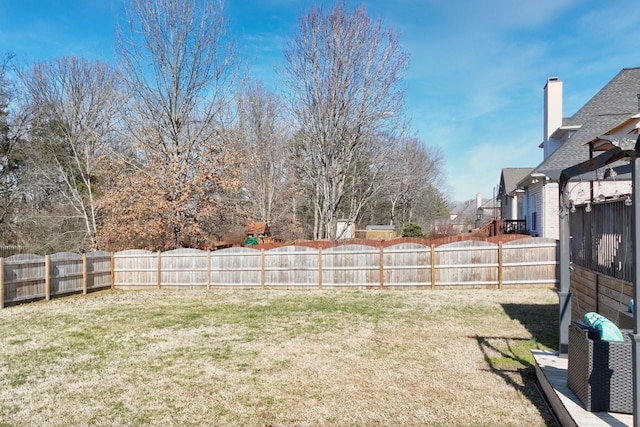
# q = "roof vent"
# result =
<box><xmin>637</xmin><ymin>94</ymin><xmax>640</xmax><ymax>111</ymax></box>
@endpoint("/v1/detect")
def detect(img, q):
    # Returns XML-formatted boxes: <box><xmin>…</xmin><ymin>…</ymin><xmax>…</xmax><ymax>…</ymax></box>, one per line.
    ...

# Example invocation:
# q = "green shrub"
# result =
<box><xmin>402</xmin><ymin>222</ymin><xmax>424</xmax><ymax>238</ymax></box>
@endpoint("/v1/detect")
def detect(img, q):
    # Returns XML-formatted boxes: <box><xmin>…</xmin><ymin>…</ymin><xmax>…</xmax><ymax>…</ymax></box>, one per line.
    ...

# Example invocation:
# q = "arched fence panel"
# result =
<box><xmin>435</xmin><ymin>241</ymin><xmax>499</xmax><ymax>287</ymax></box>
<box><xmin>161</xmin><ymin>248</ymin><xmax>209</xmax><ymax>288</ymax></box>
<box><xmin>383</xmin><ymin>243</ymin><xmax>432</xmax><ymax>287</ymax></box>
<box><xmin>210</xmin><ymin>247</ymin><xmax>261</xmax><ymax>287</ymax></box>
<box><xmin>114</xmin><ymin>250</ymin><xmax>158</xmax><ymax>289</ymax></box>
<box><xmin>322</xmin><ymin>245</ymin><xmax>380</xmax><ymax>287</ymax></box>
<box><xmin>86</xmin><ymin>251</ymin><xmax>113</xmax><ymax>291</ymax></box>
<box><xmin>502</xmin><ymin>237</ymin><xmax>558</xmax><ymax>287</ymax></box>
<box><xmin>3</xmin><ymin>254</ymin><xmax>46</xmax><ymax>304</ymax></box>
<box><xmin>50</xmin><ymin>252</ymin><xmax>83</xmax><ymax>296</ymax></box>
<box><xmin>264</xmin><ymin>245</ymin><xmax>319</xmax><ymax>288</ymax></box>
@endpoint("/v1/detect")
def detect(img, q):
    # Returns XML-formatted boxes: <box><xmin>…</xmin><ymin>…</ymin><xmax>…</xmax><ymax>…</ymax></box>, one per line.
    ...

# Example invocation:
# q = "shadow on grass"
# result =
<box><xmin>474</xmin><ymin>334</ymin><xmax>560</xmax><ymax>426</ymax></box>
<box><xmin>471</xmin><ymin>303</ymin><xmax>561</xmax><ymax>426</ymax></box>
<box><xmin>502</xmin><ymin>303</ymin><xmax>559</xmax><ymax>350</ymax></box>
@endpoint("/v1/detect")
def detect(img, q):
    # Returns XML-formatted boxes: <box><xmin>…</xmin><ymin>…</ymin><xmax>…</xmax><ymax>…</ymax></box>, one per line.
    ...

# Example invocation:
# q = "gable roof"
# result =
<box><xmin>499</xmin><ymin>167</ymin><xmax>534</xmax><ymax>196</ymax></box>
<box><xmin>532</xmin><ymin>68</ymin><xmax>640</xmax><ymax>180</ymax></box>
<box><xmin>245</xmin><ymin>222</ymin><xmax>269</xmax><ymax>236</ymax></box>
<box><xmin>365</xmin><ymin>225</ymin><xmax>395</xmax><ymax>231</ymax></box>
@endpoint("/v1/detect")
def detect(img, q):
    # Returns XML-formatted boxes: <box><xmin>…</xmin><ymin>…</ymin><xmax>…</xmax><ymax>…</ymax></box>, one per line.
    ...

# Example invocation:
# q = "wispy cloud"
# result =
<box><xmin>2</xmin><ymin>0</ymin><xmax>639</xmax><ymax>204</ymax></box>
<box><xmin>383</xmin><ymin>0</ymin><xmax>640</xmax><ymax>200</ymax></box>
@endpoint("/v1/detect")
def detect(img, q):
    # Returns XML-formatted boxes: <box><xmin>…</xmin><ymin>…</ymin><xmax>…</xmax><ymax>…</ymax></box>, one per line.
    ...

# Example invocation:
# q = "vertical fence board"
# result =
<box><xmin>45</xmin><ymin>255</ymin><xmax>50</xmax><ymax>300</ymax></box>
<box><xmin>82</xmin><ymin>254</ymin><xmax>87</xmax><ymax>295</ymax></box>
<box><xmin>0</xmin><ymin>258</ymin><xmax>4</xmax><ymax>309</ymax></box>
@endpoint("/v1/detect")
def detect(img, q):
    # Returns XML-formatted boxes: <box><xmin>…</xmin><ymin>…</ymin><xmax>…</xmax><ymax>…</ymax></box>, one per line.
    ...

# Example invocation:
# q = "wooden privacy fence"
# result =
<box><xmin>0</xmin><ymin>251</ymin><xmax>112</xmax><ymax>307</ymax></box>
<box><xmin>0</xmin><ymin>237</ymin><xmax>558</xmax><ymax>308</ymax></box>
<box><xmin>113</xmin><ymin>237</ymin><xmax>558</xmax><ymax>289</ymax></box>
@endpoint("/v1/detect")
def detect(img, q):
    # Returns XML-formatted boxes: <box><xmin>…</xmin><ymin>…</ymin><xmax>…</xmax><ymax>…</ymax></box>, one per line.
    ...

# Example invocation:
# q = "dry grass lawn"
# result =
<box><xmin>0</xmin><ymin>288</ymin><xmax>559</xmax><ymax>426</ymax></box>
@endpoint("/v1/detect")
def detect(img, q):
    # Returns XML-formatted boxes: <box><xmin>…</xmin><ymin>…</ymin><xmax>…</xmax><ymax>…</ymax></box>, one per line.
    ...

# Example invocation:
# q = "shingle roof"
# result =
<box><xmin>245</xmin><ymin>222</ymin><xmax>269</xmax><ymax>235</ymax></box>
<box><xmin>500</xmin><ymin>167</ymin><xmax>534</xmax><ymax>195</ymax></box>
<box><xmin>533</xmin><ymin>68</ymin><xmax>640</xmax><ymax>180</ymax></box>
<box><xmin>365</xmin><ymin>225</ymin><xmax>395</xmax><ymax>230</ymax></box>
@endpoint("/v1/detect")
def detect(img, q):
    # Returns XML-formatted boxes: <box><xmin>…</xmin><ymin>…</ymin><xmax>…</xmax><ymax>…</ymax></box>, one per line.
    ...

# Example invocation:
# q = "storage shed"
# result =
<box><xmin>365</xmin><ymin>225</ymin><xmax>396</xmax><ymax>240</ymax></box>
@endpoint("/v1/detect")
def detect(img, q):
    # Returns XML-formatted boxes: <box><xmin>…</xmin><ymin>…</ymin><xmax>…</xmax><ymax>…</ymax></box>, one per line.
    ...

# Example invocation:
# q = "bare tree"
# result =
<box><xmin>0</xmin><ymin>53</ymin><xmax>24</xmax><ymax>244</ymax></box>
<box><xmin>282</xmin><ymin>3</ymin><xmax>408</xmax><ymax>240</ymax></box>
<box><xmin>384</xmin><ymin>138</ymin><xmax>444</xmax><ymax>226</ymax></box>
<box><xmin>336</xmin><ymin>134</ymin><xmax>393</xmax><ymax>236</ymax></box>
<box><xmin>235</xmin><ymin>80</ymin><xmax>289</xmax><ymax>225</ymax></box>
<box><xmin>109</xmin><ymin>0</ymin><xmax>240</xmax><ymax>249</ymax></box>
<box><xmin>18</xmin><ymin>56</ymin><xmax>122</xmax><ymax>250</ymax></box>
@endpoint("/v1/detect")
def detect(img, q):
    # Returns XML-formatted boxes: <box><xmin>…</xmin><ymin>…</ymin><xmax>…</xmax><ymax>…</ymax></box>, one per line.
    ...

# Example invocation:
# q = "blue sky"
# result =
<box><xmin>2</xmin><ymin>0</ymin><xmax>640</xmax><ymax>202</ymax></box>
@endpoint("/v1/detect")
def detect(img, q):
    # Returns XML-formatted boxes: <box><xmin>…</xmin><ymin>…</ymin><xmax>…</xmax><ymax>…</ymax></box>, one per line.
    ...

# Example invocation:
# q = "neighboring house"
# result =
<box><xmin>475</xmin><ymin>196</ymin><xmax>499</xmax><ymax>228</ymax></box>
<box><xmin>494</xmin><ymin>168</ymin><xmax>533</xmax><ymax>235</ymax></box>
<box><xmin>448</xmin><ymin>194</ymin><xmax>496</xmax><ymax>233</ymax></box>
<box><xmin>498</xmin><ymin>168</ymin><xmax>533</xmax><ymax>221</ymax></box>
<box><xmin>512</xmin><ymin>70</ymin><xmax>639</xmax><ymax>239</ymax></box>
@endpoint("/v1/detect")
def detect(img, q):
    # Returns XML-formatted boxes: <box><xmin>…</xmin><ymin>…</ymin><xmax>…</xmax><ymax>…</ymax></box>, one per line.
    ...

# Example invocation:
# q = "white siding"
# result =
<box><xmin>564</xmin><ymin>181</ymin><xmax>591</xmax><ymax>204</ymax></box>
<box><xmin>593</xmin><ymin>179</ymin><xmax>631</xmax><ymax>200</ymax></box>
<box><xmin>501</xmin><ymin>195</ymin><xmax>519</xmax><ymax>220</ymax></box>
<box><xmin>526</xmin><ymin>185</ymin><xmax>543</xmax><ymax>236</ymax></box>
<box><xmin>542</xmin><ymin>182</ymin><xmax>559</xmax><ymax>240</ymax></box>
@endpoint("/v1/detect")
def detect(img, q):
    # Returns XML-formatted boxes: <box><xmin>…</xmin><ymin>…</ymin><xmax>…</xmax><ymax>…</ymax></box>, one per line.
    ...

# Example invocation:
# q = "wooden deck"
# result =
<box><xmin>532</xmin><ymin>350</ymin><xmax>633</xmax><ymax>426</ymax></box>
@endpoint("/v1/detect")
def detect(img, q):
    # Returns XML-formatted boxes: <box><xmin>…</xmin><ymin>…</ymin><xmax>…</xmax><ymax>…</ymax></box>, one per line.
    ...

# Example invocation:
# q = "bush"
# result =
<box><xmin>402</xmin><ymin>222</ymin><xmax>425</xmax><ymax>238</ymax></box>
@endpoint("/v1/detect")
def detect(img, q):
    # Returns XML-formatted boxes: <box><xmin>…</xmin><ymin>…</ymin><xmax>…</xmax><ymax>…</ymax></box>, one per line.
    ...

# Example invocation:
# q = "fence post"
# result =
<box><xmin>110</xmin><ymin>252</ymin><xmax>115</xmax><ymax>290</ymax></box>
<box><xmin>82</xmin><ymin>253</ymin><xmax>88</xmax><ymax>295</ymax></box>
<box><xmin>45</xmin><ymin>255</ymin><xmax>51</xmax><ymax>301</ymax></box>
<box><xmin>498</xmin><ymin>242</ymin><xmax>503</xmax><ymax>290</ymax></box>
<box><xmin>431</xmin><ymin>244</ymin><xmax>436</xmax><ymax>289</ymax></box>
<box><xmin>0</xmin><ymin>258</ymin><xmax>4</xmax><ymax>309</ymax></box>
<box><xmin>157</xmin><ymin>251</ymin><xmax>162</xmax><ymax>289</ymax></box>
<box><xmin>206</xmin><ymin>250</ymin><xmax>211</xmax><ymax>290</ymax></box>
<box><xmin>318</xmin><ymin>247</ymin><xmax>323</xmax><ymax>289</ymax></box>
<box><xmin>260</xmin><ymin>249</ymin><xmax>265</xmax><ymax>289</ymax></box>
<box><xmin>379</xmin><ymin>246</ymin><xmax>384</xmax><ymax>289</ymax></box>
